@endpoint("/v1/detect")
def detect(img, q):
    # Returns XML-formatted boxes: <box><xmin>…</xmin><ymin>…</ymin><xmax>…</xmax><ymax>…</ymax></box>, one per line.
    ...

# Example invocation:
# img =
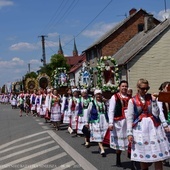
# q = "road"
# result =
<box><xmin>0</xmin><ymin>104</ymin><xmax>169</xmax><ymax>170</ymax></box>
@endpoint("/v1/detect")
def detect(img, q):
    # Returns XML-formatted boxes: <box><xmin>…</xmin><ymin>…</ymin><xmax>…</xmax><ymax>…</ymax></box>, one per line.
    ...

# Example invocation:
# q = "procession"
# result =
<box><xmin>0</xmin><ymin>75</ymin><xmax>170</xmax><ymax>170</ymax></box>
<box><xmin>1</xmin><ymin>1</ymin><xmax>170</xmax><ymax>169</ymax></box>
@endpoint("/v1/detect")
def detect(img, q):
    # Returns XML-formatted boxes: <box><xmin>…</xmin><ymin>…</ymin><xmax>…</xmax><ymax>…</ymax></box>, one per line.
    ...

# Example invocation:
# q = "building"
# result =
<box><xmin>113</xmin><ymin>18</ymin><xmax>170</xmax><ymax>93</ymax></box>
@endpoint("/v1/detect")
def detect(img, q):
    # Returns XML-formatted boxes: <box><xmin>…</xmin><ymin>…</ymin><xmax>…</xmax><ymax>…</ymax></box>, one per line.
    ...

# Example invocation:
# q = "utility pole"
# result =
<box><xmin>38</xmin><ymin>35</ymin><xmax>48</xmax><ymax>66</ymax></box>
<box><xmin>28</xmin><ymin>63</ymin><xmax>30</xmax><ymax>73</ymax></box>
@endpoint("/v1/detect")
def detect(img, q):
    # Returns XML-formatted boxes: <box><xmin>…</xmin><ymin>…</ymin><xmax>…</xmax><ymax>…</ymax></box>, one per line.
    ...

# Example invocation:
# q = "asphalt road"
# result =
<box><xmin>0</xmin><ymin>104</ymin><xmax>169</xmax><ymax>170</ymax></box>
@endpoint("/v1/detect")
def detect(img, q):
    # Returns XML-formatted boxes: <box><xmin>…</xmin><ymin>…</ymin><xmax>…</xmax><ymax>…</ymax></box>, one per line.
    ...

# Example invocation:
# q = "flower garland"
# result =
<box><xmin>78</xmin><ymin>62</ymin><xmax>94</xmax><ymax>89</ymax></box>
<box><xmin>51</xmin><ymin>67</ymin><xmax>69</xmax><ymax>88</ymax></box>
<box><xmin>96</xmin><ymin>56</ymin><xmax>120</xmax><ymax>92</ymax></box>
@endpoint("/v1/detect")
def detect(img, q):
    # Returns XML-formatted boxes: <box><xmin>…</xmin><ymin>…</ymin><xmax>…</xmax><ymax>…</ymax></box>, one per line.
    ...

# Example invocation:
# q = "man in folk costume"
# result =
<box><xmin>69</xmin><ymin>88</ymin><xmax>80</xmax><ymax>134</ymax></box>
<box><xmin>108</xmin><ymin>80</ymin><xmax>130</xmax><ymax>167</ymax></box>
<box><xmin>77</xmin><ymin>89</ymin><xmax>92</xmax><ymax>147</ymax></box>
<box><xmin>44</xmin><ymin>88</ymin><xmax>52</xmax><ymax>123</ymax></box>
<box><xmin>87</xmin><ymin>89</ymin><xmax>108</xmax><ymax>157</ymax></box>
<box><xmin>127</xmin><ymin>79</ymin><xmax>170</xmax><ymax>170</ymax></box>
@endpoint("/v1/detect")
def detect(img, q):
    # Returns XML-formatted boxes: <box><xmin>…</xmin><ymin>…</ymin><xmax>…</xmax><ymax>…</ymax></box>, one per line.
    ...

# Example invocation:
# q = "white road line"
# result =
<box><xmin>52</xmin><ymin>160</ymin><xmax>76</xmax><ymax>170</ymax></box>
<box><xmin>0</xmin><ymin>131</ymin><xmax>48</xmax><ymax>150</ymax></box>
<box><xmin>38</xmin><ymin>122</ymin><xmax>44</xmax><ymax>125</ymax></box>
<box><xmin>0</xmin><ymin>145</ymin><xmax>59</xmax><ymax>170</ymax></box>
<box><xmin>0</xmin><ymin>141</ymin><xmax>56</xmax><ymax>161</ymax></box>
<box><xmin>47</xmin><ymin>130</ymin><xmax>97</xmax><ymax>170</ymax></box>
<box><xmin>19</xmin><ymin>152</ymin><xmax>67</xmax><ymax>170</ymax></box>
<box><xmin>0</xmin><ymin>136</ymin><xmax>51</xmax><ymax>154</ymax></box>
<box><xmin>42</xmin><ymin>126</ymin><xmax>51</xmax><ymax>129</ymax></box>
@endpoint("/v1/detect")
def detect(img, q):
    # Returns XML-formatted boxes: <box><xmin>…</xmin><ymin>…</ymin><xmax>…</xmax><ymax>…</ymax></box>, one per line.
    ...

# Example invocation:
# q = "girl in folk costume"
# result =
<box><xmin>44</xmin><ymin>89</ymin><xmax>52</xmax><ymax>122</ymax></box>
<box><xmin>69</xmin><ymin>88</ymin><xmax>80</xmax><ymax>133</ymax></box>
<box><xmin>39</xmin><ymin>89</ymin><xmax>47</xmax><ymax>117</ymax></box>
<box><xmin>61</xmin><ymin>88</ymin><xmax>72</xmax><ymax>124</ymax></box>
<box><xmin>30</xmin><ymin>90</ymin><xmax>37</xmax><ymax>116</ymax></box>
<box><xmin>127</xmin><ymin>79</ymin><xmax>170</xmax><ymax>170</ymax></box>
<box><xmin>50</xmin><ymin>89</ymin><xmax>61</xmax><ymax>130</ymax></box>
<box><xmin>108</xmin><ymin>80</ymin><xmax>130</xmax><ymax>167</ymax></box>
<box><xmin>87</xmin><ymin>89</ymin><xmax>109</xmax><ymax>157</ymax></box>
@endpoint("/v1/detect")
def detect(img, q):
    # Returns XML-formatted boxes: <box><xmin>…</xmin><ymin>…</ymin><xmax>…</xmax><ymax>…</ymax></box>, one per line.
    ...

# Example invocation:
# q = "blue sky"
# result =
<box><xmin>0</xmin><ymin>0</ymin><xmax>170</xmax><ymax>88</ymax></box>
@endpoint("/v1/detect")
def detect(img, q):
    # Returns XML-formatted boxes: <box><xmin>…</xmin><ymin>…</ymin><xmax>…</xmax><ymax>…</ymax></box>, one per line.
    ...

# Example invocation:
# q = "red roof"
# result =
<box><xmin>65</xmin><ymin>53</ymin><xmax>86</xmax><ymax>73</ymax></box>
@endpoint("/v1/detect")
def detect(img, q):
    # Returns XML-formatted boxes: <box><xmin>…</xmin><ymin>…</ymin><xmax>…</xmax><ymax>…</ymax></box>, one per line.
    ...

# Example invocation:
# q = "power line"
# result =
<box><xmin>63</xmin><ymin>0</ymin><xmax>113</xmax><ymax>48</ymax></box>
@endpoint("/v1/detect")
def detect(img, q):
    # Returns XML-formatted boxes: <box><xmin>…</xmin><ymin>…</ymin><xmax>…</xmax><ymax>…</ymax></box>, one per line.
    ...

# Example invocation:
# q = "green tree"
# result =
<box><xmin>24</xmin><ymin>71</ymin><xmax>38</xmax><ymax>79</ymax></box>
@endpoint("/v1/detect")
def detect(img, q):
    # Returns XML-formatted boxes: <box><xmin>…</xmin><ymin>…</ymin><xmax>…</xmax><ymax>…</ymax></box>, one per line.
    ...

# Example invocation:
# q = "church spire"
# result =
<box><xmin>58</xmin><ymin>36</ymin><xmax>63</xmax><ymax>55</ymax></box>
<box><xmin>73</xmin><ymin>37</ymin><xmax>78</xmax><ymax>56</ymax></box>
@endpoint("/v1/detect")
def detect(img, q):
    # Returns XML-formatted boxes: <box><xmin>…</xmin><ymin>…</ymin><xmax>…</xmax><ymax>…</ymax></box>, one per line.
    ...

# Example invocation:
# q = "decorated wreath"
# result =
<box><xmin>96</xmin><ymin>56</ymin><xmax>120</xmax><ymax>92</ymax></box>
<box><xmin>78</xmin><ymin>62</ymin><xmax>94</xmax><ymax>89</ymax></box>
<box><xmin>51</xmin><ymin>67</ymin><xmax>69</xmax><ymax>88</ymax></box>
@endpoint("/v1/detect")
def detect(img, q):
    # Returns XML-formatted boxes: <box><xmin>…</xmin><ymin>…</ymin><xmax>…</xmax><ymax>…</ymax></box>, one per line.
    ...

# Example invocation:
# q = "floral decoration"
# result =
<box><xmin>96</xmin><ymin>56</ymin><xmax>120</xmax><ymax>92</ymax></box>
<box><xmin>78</xmin><ymin>62</ymin><xmax>94</xmax><ymax>89</ymax></box>
<box><xmin>51</xmin><ymin>67</ymin><xmax>69</xmax><ymax>88</ymax></box>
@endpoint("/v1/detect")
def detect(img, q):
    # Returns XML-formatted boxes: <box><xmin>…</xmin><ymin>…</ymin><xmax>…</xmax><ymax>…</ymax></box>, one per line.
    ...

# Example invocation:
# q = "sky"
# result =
<box><xmin>0</xmin><ymin>0</ymin><xmax>170</xmax><ymax>87</ymax></box>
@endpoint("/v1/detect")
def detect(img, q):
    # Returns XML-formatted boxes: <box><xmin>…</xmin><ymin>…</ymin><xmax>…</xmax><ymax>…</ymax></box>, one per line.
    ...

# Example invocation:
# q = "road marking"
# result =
<box><xmin>0</xmin><ymin>136</ymin><xmax>51</xmax><ymax>154</ymax></box>
<box><xmin>38</xmin><ymin>122</ymin><xmax>44</xmax><ymax>125</ymax></box>
<box><xmin>0</xmin><ymin>145</ymin><xmax>59</xmax><ymax>170</ymax></box>
<box><xmin>42</xmin><ymin>126</ymin><xmax>51</xmax><ymax>129</ymax></box>
<box><xmin>52</xmin><ymin>160</ymin><xmax>76</xmax><ymax>170</ymax></box>
<box><xmin>0</xmin><ymin>141</ymin><xmax>56</xmax><ymax>161</ymax></box>
<box><xmin>47</xmin><ymin>130</ymin><xmax>97</xmax><ymax>170</ymax></box>
<box><xmin>0</xmin><ymin>131</ymin><xmax>47</xmax><ymax>150</ymax></box>
<box><xmin>19</xmin><ymin>152</ymin><xmax>67</xmax><ymax>170</ymax></box>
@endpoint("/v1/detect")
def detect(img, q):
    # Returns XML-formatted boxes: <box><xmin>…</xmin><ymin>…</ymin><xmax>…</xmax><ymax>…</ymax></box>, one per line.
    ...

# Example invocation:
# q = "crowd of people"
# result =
<box><xmin>0</xmin><ymin>78</ymin><xmax>170</xmax><ymax>170</ymax></box>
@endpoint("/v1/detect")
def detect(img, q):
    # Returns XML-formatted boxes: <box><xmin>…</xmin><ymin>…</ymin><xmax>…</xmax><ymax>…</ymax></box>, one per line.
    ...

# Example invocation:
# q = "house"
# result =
<box><xmin>112</xmin><ymin>18</ymin><xmax>170</xmax><ymax>93</ymax></box>
<box><xmin>83</xmin><ymin>8</ymin><xmax>160</xmax><ymax>68</ymax></box>
<box><xmin>57</xmin><ymin>37</ymin><xmax>86</xmax><ymax>87</ymax></box>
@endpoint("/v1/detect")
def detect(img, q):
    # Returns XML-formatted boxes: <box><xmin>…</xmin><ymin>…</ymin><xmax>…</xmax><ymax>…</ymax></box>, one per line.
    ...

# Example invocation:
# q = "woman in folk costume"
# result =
<box><xmin>157</xmin><ymin>81</ymin><xmax>170</xmax><ymax>166</ymax></box>
<box><xmin>108</xmin><ymin>80</ymin><xmax>131</xmax><ymax>167</ymax></box>
<box><xmin>88</xmin><ymin>89</ymin><xmax>108</xmax><ymax>157</ymax></box>
<box><xmin>35</xmin><ymin>89</ymin><xmax>42</xmax><ymax>117</ymax></box>
<box><xmin>61</xmin><ymin>88</ymin><xmax>72</xmax><ymax>124</ymax></box>
<box><xmin>30</xmin><ymin>89</ymin><xmax>37</xmax><ymax>116</ymax></box>
<box><xmin>77</xmin><ymin>89</ymin><xmax>93</xmax><ymax>147</ymax></box>
<box><xmin>39</xmin><ymin>89</ymin><xmax>47</xmax><ymax>117</ymax></box>
<box><xmin>50</xmin><ymin>89</ymin><xmax>61</xmax><ymax>130</ymax></box>
<box><xmin>44</xmin><ymin>88</ymin><xmax>52</xmax><ymax>122</ymax></box>
<box><xmin>127</xmin><ymin>79</ymin><xmax>170</xmax><ymax>170</ymax></box>
<box><xmin>10</xmin><ymin>92</ymin><xmax>18</xmax><ymax>109</ymax></box>
<box><xmin>69</xmin><ymin>88</ymin><xmax>80</xmax><ymax>133</ymax></box>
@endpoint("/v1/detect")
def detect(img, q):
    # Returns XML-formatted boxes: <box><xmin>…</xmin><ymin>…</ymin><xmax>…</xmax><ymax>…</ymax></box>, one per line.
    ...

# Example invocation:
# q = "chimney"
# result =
<box><xmin>144</xmin><ymin>14</ymin><xmax>154</xmax><ymax>32</ymax></box>
<box><xmin>129</xmin><ymin>8</ymin><xmax>137</xmax><ymax>16</ymax></box>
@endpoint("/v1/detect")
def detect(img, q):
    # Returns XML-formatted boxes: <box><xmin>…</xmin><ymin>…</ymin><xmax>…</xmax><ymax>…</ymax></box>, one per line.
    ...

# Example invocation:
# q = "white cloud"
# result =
<box><xmin>9</xmin><ymin>42</ymin><xmax>38</xmax><ymax>51</ymax></box>
<box><xmin>0</xmin><ymin>57</ymin><xmax>24</xmax><ymax>68</ymax></box>
<box><xmin>82</xmin><ymin>22</ymin><xmax>118</xmax><ymax>38</ymax></box>
<box><xmin>0</xmin><ymin>0</ymin><xmax>14</xmax><ymax>8</ymax></box>
<box><xmin>157</xmin><ymin>9</ymin><xmax>170</xmax><ymax>21</ymax></box>
<box><xmin>47</xmin><ymin>32</ymin><xmax>59</xmax><ymax>38</ymax></box>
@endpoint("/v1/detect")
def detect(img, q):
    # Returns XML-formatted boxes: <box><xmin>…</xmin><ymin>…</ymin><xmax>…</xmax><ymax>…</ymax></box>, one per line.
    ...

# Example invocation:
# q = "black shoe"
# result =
<box><xmin>100</xmin><ymin>151</ymin><xmax>106</xmax><ymax>157</ymax></box>
<box><xmin>85</xmin><ymin>143</ymin><xmax>90</xmax><ymax>148</ymax></box>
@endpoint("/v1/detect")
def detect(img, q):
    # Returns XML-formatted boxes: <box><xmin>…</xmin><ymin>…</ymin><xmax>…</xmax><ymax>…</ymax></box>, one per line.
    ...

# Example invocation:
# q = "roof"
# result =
<box><xmin>65</xmin><ymin>53</ymin><xmax>86</xmax><ymax>73</ymax></box>
<box><xmin>113</xmin><ymin>19</ymin><xmax>170</xmax><ymax>65</ymax></box>
<box><xmin>83</xmin><ymin>9</ymin><xmax>160</xmax><ymax>52</ymax></box>
<box><xmin>65</xmin><ymin>53</ymin><xmax>85</xmax><ymax>66</ymax></box>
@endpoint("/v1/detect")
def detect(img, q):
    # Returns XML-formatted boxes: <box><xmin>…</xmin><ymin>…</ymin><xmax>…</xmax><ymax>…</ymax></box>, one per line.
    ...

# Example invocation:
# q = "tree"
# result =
<box><xmin>38</xmin><ymin>54</ymin><xmax>70</xmax><ymax>77</ymax></box>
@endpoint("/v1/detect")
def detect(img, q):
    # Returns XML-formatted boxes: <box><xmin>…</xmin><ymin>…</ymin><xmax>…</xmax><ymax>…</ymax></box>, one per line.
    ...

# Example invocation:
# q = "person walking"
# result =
<box><xmin>108</xmin><ymin>80</ymin><xmax>131</xmax><ymax>167</ymax></box>
<box><xmin>87</xmin><ymin>89</ymin><xmax>108</xmax><ymax>157</ymax></box>
<box><xmin>126</xmin><ymin>78</ymin><xmax>170</xmax><ymax>170</ymax></box>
